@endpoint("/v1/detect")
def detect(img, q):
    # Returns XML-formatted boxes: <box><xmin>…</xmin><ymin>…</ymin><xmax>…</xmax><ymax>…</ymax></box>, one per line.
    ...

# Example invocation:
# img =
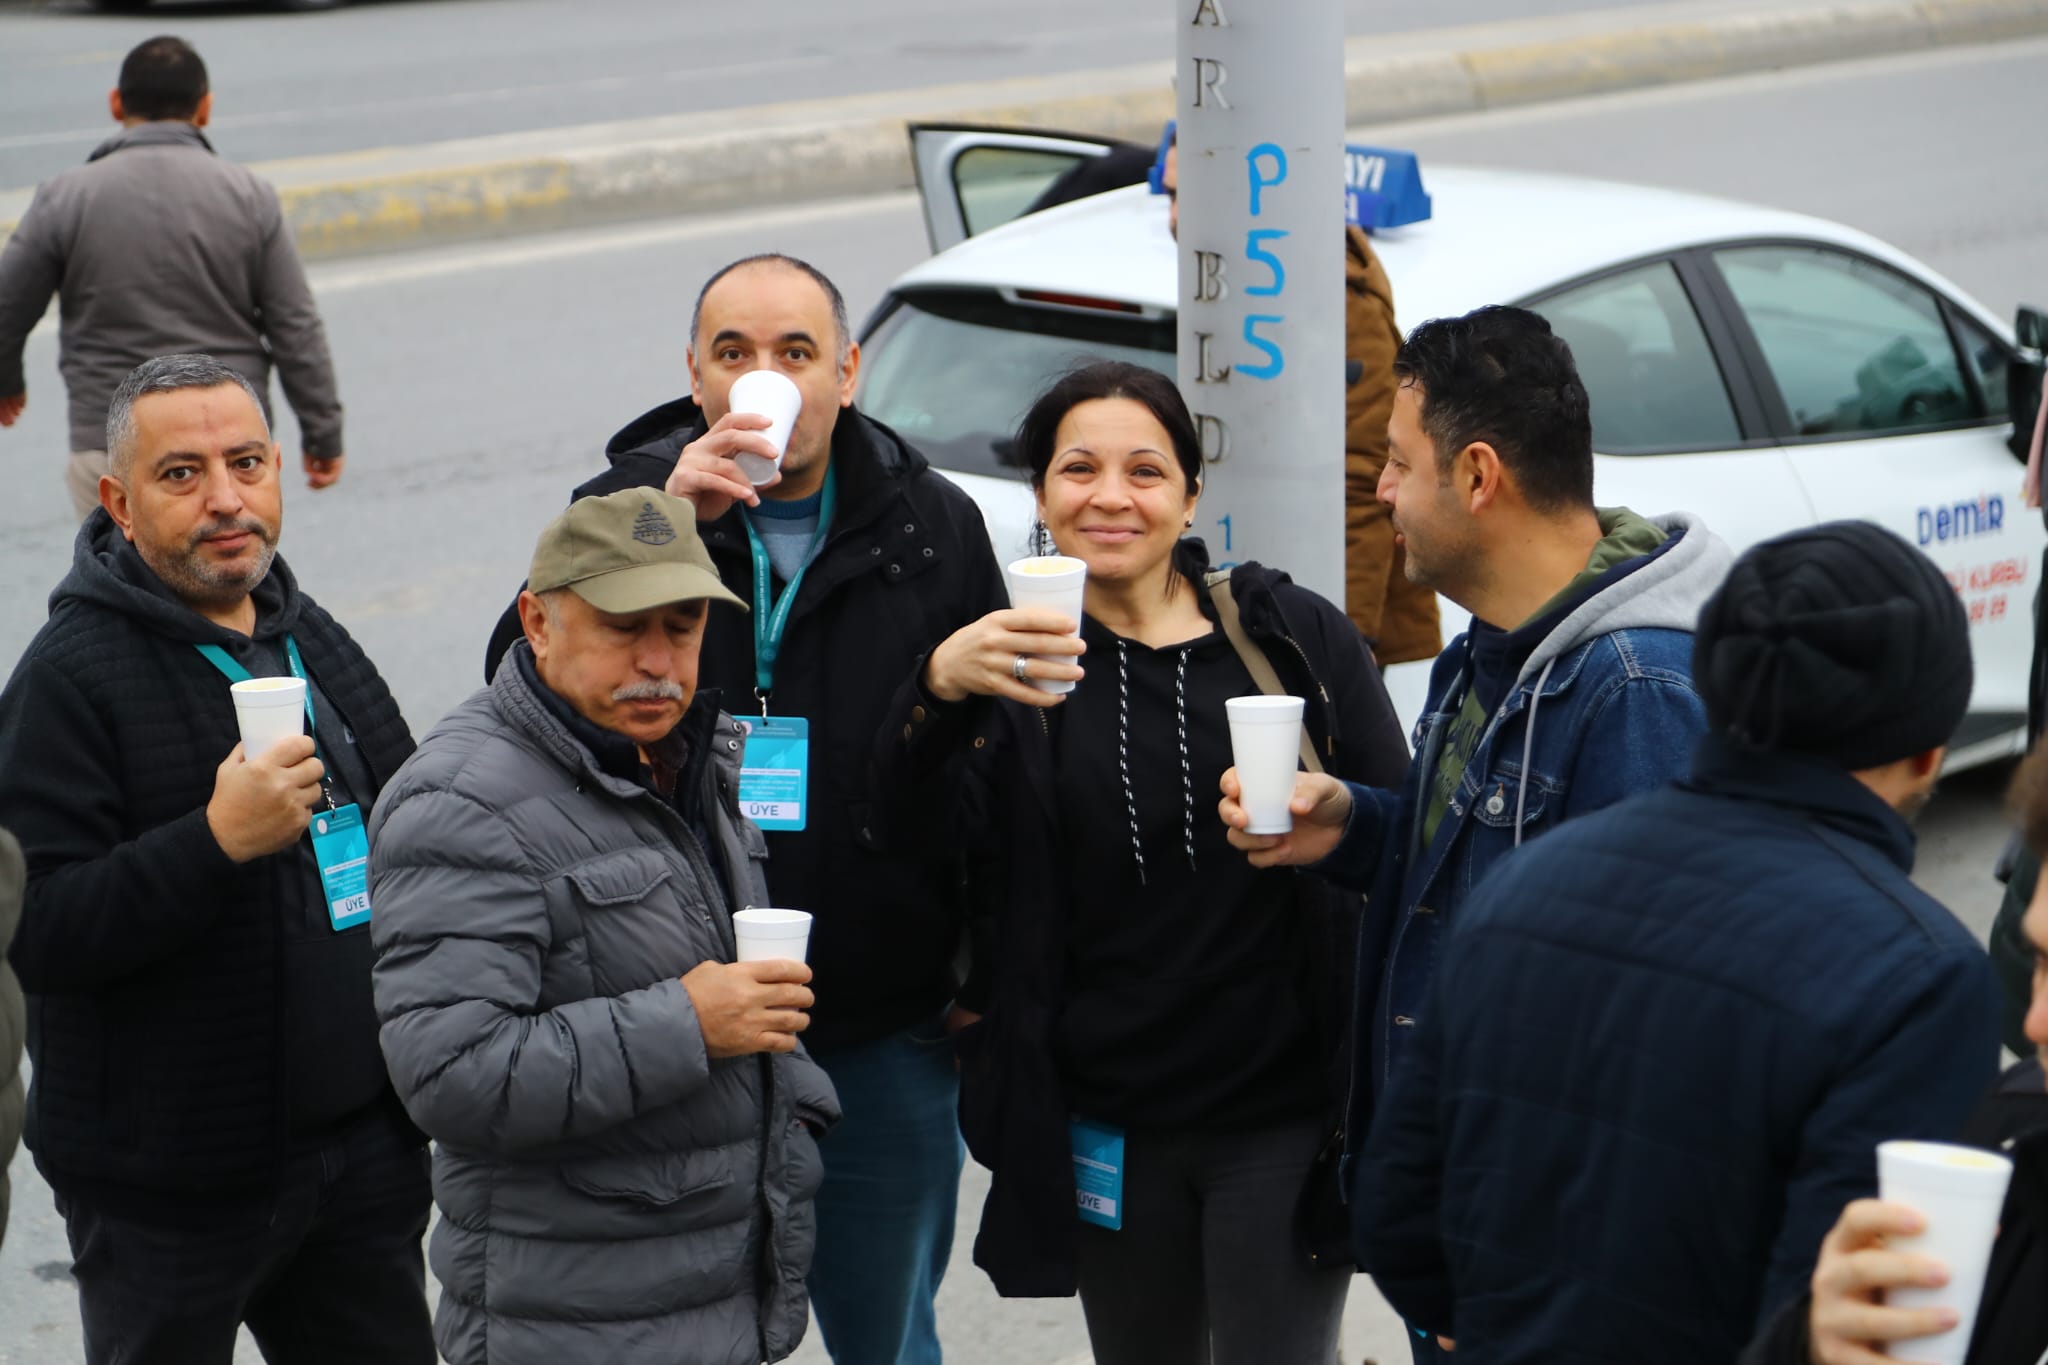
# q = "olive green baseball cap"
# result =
<box><xmin>528</xmin><ymin>490</ymin><xmax>747</xmax><ymax>615</ymax></box>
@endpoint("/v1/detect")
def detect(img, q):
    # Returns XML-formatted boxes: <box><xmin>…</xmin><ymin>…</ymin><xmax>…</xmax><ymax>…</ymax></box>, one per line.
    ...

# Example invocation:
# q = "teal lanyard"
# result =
<box><xmin>740</xmin><ymin>464</ymin><xmax>837</xmax><ymax>712</ymax></box>
<box><xmin>195</xmin><ymin>634</ymin><xmax>316</xmax><ymax>734</ymax></box>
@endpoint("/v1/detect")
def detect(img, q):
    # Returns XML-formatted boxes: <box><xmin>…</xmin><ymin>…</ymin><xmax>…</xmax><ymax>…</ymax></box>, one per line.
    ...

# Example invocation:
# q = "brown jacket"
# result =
<box><xmin>1344</xmin><ymin>226</ymin><xmax>1440</xmax><ymax>663</ymax></box>
<box><xmin>0</xmin><ymin>122</ymin><xmax>341</xmax><ymax>456</ymax></box>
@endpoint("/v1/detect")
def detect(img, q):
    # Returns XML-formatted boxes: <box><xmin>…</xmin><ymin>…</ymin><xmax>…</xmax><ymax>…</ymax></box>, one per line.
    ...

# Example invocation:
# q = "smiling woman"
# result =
<box><xmin>873</xmin><ymin>359</ymin><xmax>1411</xmax><ymax>1360</ymax></box>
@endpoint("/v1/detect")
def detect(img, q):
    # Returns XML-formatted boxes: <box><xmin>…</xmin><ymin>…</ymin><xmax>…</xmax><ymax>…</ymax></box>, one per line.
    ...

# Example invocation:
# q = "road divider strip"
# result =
<box><xmin>2</xmin><ymin>0</ymin><xmax>2044</xmax><ymax>261</ymax></box>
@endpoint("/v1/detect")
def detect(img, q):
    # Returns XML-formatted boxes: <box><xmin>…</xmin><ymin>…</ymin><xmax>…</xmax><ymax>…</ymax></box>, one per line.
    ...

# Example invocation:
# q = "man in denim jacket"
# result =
<box><xmin>1222</xmin><ymin>306</ymin><xmax>1732</xmax><ymax>1273</ymax></box>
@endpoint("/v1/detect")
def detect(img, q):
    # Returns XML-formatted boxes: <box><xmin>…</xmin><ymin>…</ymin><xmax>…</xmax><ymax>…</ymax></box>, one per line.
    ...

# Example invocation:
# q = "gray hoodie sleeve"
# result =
<box><xmin>0</xmin><ymin>192</ymin><xmax>62</xmax><ymax>399</ymax></box>
<box><xmin>249</xmin><ymin>189</ymin><xmax>343</xmax><ymax>458</ymax></box>
<box><xmin>370</xmin><ymin>786</ymin><xmax>714</xmax><ymax>1154</ymax></box>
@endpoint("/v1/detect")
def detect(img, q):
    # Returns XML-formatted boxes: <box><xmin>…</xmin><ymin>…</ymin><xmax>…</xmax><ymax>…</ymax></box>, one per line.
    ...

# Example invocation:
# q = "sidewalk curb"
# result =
<box><xmin>3</xmin><ymin>0</ymin><xmax>2045</xmax><ymax>261</ymax></box>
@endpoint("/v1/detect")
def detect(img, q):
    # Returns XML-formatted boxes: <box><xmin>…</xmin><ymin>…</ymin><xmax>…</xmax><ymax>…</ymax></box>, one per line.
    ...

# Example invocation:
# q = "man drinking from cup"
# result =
<box><xmin>369</xmin><ymin>488</ymin><xmax>839</xmax><ymax>1365</ymax></box>
<box><xmin>0</xmin><ymin>353</ymin><xmax>432</xmax><ymax>1364</ymax></box>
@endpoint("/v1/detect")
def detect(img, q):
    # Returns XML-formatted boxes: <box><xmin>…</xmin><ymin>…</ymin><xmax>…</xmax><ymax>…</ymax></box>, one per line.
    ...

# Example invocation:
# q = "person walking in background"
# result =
<box><xmin>485</xmin><ymin>253</ymin><xmax>1007</xmax><ymax>1365</ymax></box>
<box><xmin>1357</xmin><ymin>522</ymin><xmax>2000</xmax><ymax>1363</ymax></box>
<box><xmin>371</xmin><ymin>489</ymin><xmax>839</xmax><ymax>1365</ymax></box>
<box><xmin>0</xmin><ymin>37</ymin><xmax>346</xmax><ymax>520</ymax></box>
<box><xmin>1161</xmin><ymin>140</ymin><xmax>1440</xmax><ymax>662</ymax></box>
<box><xmin>0</xmin><ymin>354</ymin><xmax>429</xmax><ymax>1365</ymax></box>
<box><xmin>872</xmin><ymin>360</ymin><xmax>1410</xmax><ymax>1363</ymax></box>
<box><xmin>0</xmin><ymin>827</ymin><xmax>22</xmax><ymax>1252</ymax></box>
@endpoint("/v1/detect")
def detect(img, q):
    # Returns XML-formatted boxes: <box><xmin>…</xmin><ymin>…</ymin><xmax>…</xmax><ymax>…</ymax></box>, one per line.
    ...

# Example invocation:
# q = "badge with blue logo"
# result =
<box><xmin>310</xmin><ymin>803</ymin><xmax>372</xmax><ymax>931</ymax></box>
<box><xmin>738</xmin><ymin>717</ymin><xmax>809</xmax><ymax>832</ymax></box>
<box><xmin>1071</xmin><ymin>1118</ymin><xmax>1126</xmax><ymax>1230</ymax></box>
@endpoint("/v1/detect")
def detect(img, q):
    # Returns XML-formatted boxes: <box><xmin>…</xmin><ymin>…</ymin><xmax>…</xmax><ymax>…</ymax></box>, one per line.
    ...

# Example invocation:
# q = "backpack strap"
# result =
<box><xmin>1206</xmin><ymin>571</ymin><xmax>1323</xmax><ymax>775</ymax></box>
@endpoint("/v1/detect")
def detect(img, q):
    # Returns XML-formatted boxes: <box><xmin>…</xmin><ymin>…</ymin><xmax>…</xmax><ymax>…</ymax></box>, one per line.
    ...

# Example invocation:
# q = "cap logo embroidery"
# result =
<box><xmin>633</xmin><ymin>502</ymin><xmax>677</xmax><ymax>546</ymax></box>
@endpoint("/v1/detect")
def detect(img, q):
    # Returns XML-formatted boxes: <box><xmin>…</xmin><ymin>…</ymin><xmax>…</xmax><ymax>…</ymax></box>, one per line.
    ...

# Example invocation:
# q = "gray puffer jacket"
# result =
<box><xmin>369</xmin><ymin>651</ymin><xmax>839</xmax><ymax>1365</ymax></box>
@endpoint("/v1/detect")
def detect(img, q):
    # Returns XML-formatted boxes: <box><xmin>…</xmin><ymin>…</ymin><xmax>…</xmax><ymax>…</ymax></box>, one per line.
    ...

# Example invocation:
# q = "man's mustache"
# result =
<box><xmin>613</xmin><ymin>680</ymin><xmax>685</xmax><ymax>703</ymax></box>
<box><xmin>188</xmin><ymin>516</ymin><xmax>269</xmax><ymax>547</ymax></box>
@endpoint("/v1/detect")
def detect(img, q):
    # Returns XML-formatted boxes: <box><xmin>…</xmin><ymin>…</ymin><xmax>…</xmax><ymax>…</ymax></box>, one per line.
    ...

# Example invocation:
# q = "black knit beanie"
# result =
<box><xmin>1692</xmin><ymin>520</ymin><xmax>1972</xmax><ymax>770</ymax></box>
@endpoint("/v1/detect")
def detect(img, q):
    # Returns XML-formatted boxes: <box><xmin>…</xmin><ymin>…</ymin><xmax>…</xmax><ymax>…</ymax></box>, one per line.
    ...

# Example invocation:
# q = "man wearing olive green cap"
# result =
<box><xmin>367</xmin><ymin>488</ymin><xmax>840</xmax><ymax>1365</ymax></box>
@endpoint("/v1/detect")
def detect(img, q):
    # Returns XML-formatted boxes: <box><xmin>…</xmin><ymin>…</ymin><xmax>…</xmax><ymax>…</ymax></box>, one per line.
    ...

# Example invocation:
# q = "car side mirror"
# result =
<box><xmin>2018</xmin><ymin>305</ymin><xmax>2047</xmax><ymax>353</ymax></box>
<box><xmin>2011</xmin><ymin>305</ymin><xmax>2046</xmax><ymax>461</ymax></box>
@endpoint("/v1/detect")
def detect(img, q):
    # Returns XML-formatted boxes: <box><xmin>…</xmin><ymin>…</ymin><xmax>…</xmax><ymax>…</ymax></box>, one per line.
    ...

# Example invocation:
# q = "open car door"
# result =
<box><xmin>907</xmin><ymin>123</ymin><xmax>1149</xmax><ymax>252</ymax></box>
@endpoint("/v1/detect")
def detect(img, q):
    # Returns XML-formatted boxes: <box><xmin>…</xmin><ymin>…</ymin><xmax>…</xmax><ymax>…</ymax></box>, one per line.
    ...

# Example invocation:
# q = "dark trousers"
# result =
<box><xmin>58</xmin><ymin>1117</ymin><xmax>435</xmax><ymax>1365</ymax></box>
<box><xmin>1074</xmin><ymin>1120</ymin><xmax>1351</xmax><ymax>1365</ymax></box>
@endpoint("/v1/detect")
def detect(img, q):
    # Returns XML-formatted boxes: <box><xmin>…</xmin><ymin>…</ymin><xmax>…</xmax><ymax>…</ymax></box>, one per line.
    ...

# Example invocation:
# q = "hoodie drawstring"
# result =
<box><xmin>1514</xmin><ymin>658</ymin><xmax>1559</xmax><ymax>847</ymax></box>
<box><xmin>1116</xmin><ymin>640</ymin><xmax>1199</xmax><ymax>887</ymax></box>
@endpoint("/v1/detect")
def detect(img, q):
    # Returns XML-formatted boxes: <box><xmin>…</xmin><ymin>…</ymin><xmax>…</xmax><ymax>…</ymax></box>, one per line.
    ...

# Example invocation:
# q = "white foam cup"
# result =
<box><xmin>1876</xmin><ymin>1139</ymin><xmax>2015</xmax><ymax>1365</ymax></box>
<box><xmin>1226</xmin><ymin>695</ymin><xmax>1307</xmax><ymax>835</ymax></box>
<box><xmin>229</xmin><ymin>676</ymin><xmax>307</xmax><ymax>761</ymax></box>
<box><xmin>1005</xmin><ymin>555</ymin><xmax>1087</xmax><ymax>695</ymax></box>
<box><xmin>733</xmin><ymin>908</ymin><xmax>813</xmax><ymax>964</ymax></box>
<box><xmin>727</xmin><ymin>370</ymin><xmax>803</xmax><ymax>487</ymax></box>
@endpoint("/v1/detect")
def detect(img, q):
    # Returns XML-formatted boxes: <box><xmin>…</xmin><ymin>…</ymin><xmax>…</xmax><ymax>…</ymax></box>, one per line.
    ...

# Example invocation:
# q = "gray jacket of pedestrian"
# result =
<box><xmin>0</xmin><ymin>121</ymin><xmax>342</xmax><ymax>456</ymax></box>
<box><xmin>0</xmin><ymin>827</ymin><xmax>23</xmax><ymax>1250</ymax></box>
<box><xmin>369</xmin><ymin>648</ymin><xmax>840</xmax><ymax>1365</ymax></box>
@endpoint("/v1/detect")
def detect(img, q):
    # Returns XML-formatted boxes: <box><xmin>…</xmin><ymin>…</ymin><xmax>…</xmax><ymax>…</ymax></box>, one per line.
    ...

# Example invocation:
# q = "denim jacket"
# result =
<box><xmin>1320</xmin><ymin>513</ymin><xmax>1734</xmax><ymax>1136</ymax></box>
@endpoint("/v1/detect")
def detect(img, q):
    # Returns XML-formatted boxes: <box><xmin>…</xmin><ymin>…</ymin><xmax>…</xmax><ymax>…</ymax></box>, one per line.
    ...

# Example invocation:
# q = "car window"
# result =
<box><xmin>858</xmin><ymin>289</ymin><xmax>1175</xmax><ymax>481</ymax></box>
<box><xmin>953</xmin><ymin>148</ymin><xmax>1095</xmax><ymax>238</ymax></box>
<box><xmin>1950</xmin><ymin>311</ymin><xmax>2012</xmax><ymax>421</ymax></box>
<box><xmin>1534</xmin><ymin>261</ymin><xmax>1741</xmax><ymax>454</ymax></box>
<box><xmin>1716</xmin><ymin>245</ymin><xmax>1979</xmax><ymax>437</ymax></box>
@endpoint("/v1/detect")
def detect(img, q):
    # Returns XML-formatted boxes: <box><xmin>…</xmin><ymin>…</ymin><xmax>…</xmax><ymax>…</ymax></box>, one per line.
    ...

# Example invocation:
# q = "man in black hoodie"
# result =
<box><xmin>0</xmin><ymin>354</ymin><xmax>431</xmax><ymax>1365</ymax></box>
<box><xmin>484</xmin><ymin>254</ymin><xmax>1007</xmax><ymax>1364</ymax></box>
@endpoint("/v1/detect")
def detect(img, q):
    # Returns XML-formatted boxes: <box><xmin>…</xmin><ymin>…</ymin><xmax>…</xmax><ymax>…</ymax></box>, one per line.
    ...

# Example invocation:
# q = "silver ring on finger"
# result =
<box><xmin>1013</xmin><ymin>652</ymin><xmax>1031</xmax><ymax>683</ymax></box>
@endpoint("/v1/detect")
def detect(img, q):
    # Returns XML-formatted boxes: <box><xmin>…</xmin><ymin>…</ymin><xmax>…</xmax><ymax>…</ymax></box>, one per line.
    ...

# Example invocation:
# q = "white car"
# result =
<box><xmin>856</xmin><ymin>125</ymin><xmax>2047</xmax><ymax>765</ymax></box>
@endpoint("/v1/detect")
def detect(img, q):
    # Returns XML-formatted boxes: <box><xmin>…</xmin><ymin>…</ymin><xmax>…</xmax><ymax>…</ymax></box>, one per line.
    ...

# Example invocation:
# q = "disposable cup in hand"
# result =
<box><xmin>1227</xmin><ymin>695</ymin><xmax>1306</xmax><ymax>835</ymax></box>
<box><xmin>1876</xmin><ymin>1139</ymin><xmax>2014</xmax><ymax>1365</ymax></box>
<box><xmin>1005</xmin><ymin>555</ymin><xmax>1087</xmax><ymax>695</ymax></box>
<box><xmin>728</xmin><ymin>370</ymin><xmax>803</xmax><ymax>487</ymax></box>
<box><xmin>229</xmin><ymin>677</ymin><xmax>307</xmax><ymax>761</ymax></box>
<box><xmin>734</xmin><ymin>908</ymin><xmax>813</xmax><ymax>963</ymax></box>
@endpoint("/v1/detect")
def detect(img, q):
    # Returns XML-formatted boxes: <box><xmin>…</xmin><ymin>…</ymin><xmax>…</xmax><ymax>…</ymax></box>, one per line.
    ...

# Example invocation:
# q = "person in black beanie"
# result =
<box><xmin>1353</xmin><ymin>521</ymin><xmax>2001</xmax><ymax>1364</ymax></box>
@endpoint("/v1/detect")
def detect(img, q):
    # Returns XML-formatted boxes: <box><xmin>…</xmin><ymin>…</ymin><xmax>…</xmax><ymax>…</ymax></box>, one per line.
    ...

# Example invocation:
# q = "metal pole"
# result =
<box><xmin>1176</xmin><ymin>0</ymin><xmax>1347</xmax><ymax>604</ymax></box>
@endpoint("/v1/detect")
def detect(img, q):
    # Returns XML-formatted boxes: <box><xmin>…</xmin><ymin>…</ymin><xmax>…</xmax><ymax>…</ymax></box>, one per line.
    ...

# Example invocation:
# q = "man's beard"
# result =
<box><xmin>153</xmin><ymin>515</ymin><xmax>278</xmax><ymax>606</ymax></box>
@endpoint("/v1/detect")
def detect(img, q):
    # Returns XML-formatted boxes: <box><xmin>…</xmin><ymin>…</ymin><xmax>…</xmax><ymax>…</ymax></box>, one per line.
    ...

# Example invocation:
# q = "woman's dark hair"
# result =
<box><xmin>119</xmin><ymin>37</ymin><xmax>209</xmax><ymax>123</ymax></box>
<box><xmin>1015</xmin><ymin>360</ymin><xmax>1203</xmax><ymax>495</ymax></box>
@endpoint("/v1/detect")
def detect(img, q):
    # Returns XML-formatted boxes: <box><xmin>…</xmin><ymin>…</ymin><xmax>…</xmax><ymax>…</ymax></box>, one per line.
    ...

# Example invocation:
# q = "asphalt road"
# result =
<box><xmin>0</xmin><ymin>0</ymin><xmax>1923</xmax><ymax>189</ymax></box>
<box><xmin>1</xmin><ymin>33</ymin><xmax>2046</xmax><ymax>1365</ymax></box>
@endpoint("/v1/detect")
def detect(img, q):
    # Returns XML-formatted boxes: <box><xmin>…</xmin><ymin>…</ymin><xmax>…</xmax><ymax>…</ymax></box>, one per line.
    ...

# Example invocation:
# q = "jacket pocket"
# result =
<box><xmin>1466</xmin><ymin>762</ymin><xmax>1565</xmax><ymax>838</ymax></box>
<box><xmin>565</xmin><ymin>849</ymin><xmax>672</xmax><ymax>909</ymax></box>
<box><xmin>558</xmin><ymin>1148</ymin><xmax>734</xmax><ymax>1208</ymax></box>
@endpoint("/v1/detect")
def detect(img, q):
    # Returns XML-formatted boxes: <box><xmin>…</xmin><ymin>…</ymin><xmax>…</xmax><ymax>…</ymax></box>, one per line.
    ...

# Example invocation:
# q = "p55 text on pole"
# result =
<box><xmin>1176</xmin><ymin>0</ymin><xmax>1346</xmax><ymax>602</ymax></box>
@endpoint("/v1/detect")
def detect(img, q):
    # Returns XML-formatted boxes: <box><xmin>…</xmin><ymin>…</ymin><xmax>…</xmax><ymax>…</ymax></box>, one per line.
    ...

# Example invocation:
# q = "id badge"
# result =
<box><xmin>1070</xmin><ymin>1118</ymin><xmax>1125</xmax><ymax>1230</ymax></box>
<box><xmin>739</xmin><ymin>716</ymin><xmax>809</xmax><ymax>832</ymax></box>
<box><xmin>310</xmin><ymin>803</ymin><xmax>372</xmax><ymax>931</ymax></box>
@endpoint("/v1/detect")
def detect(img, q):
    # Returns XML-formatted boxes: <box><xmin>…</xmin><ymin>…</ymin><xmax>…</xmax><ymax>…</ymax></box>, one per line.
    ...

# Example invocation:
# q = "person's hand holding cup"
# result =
<box><xmin>1221</xmin><ymin>766</ymin><xmax>1353</xmax><ymax>868</ymax></box>
<box><xmin>1000</xmin><ymin>556</ymin><xmax>1088</xmax><ymax>696</ymax></box>
<box><xmin>924</xmin><ymin>604</ymin><xmax>1086</xmax><ymax>706</ymax></box>
<box><xmin>1806</xmin><ymin>1198</ymin><xmax>1961</xmax><ymax>1365</ymax></box>
<box><xmin>682</xmin><ymin>957</ymin><xmax>814</xmax><ymax>1058</ymax></box>
<box><xmin>1835</xmin><ymin>1140</ymin><xmax>2016</xmax><ymax>1365</ymax></box>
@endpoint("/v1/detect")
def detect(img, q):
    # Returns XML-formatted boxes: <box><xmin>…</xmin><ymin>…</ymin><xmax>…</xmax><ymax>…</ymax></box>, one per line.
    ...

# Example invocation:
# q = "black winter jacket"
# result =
<box><xmin>872</xmin><ymin>550</ymin><xmax>1411</xmax><ymax>1297</ymax></box>
<box><xmin>485</xmin><ymin>399</ymin><xmax>1007</xmax><ymax>1048</ymax></box>
<box><xmin>0</xmin><ymin>828</ymin><xmax>23</xmax><ymax>1246</ymax></box>
<box><xmin>1359</xmin><ymin>737</ymin><xmax>2001</xmax><ymax>1363</ymax></box>
<box><xmin>1743</xmin><ymin>1059</ymin><xmax>2048</xmax><ymax>1365</ymax></box>
<box><xmin>0</xmin><ymin>515</ymin><xmax>418</xmax><ymax>1211</ymax></box>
